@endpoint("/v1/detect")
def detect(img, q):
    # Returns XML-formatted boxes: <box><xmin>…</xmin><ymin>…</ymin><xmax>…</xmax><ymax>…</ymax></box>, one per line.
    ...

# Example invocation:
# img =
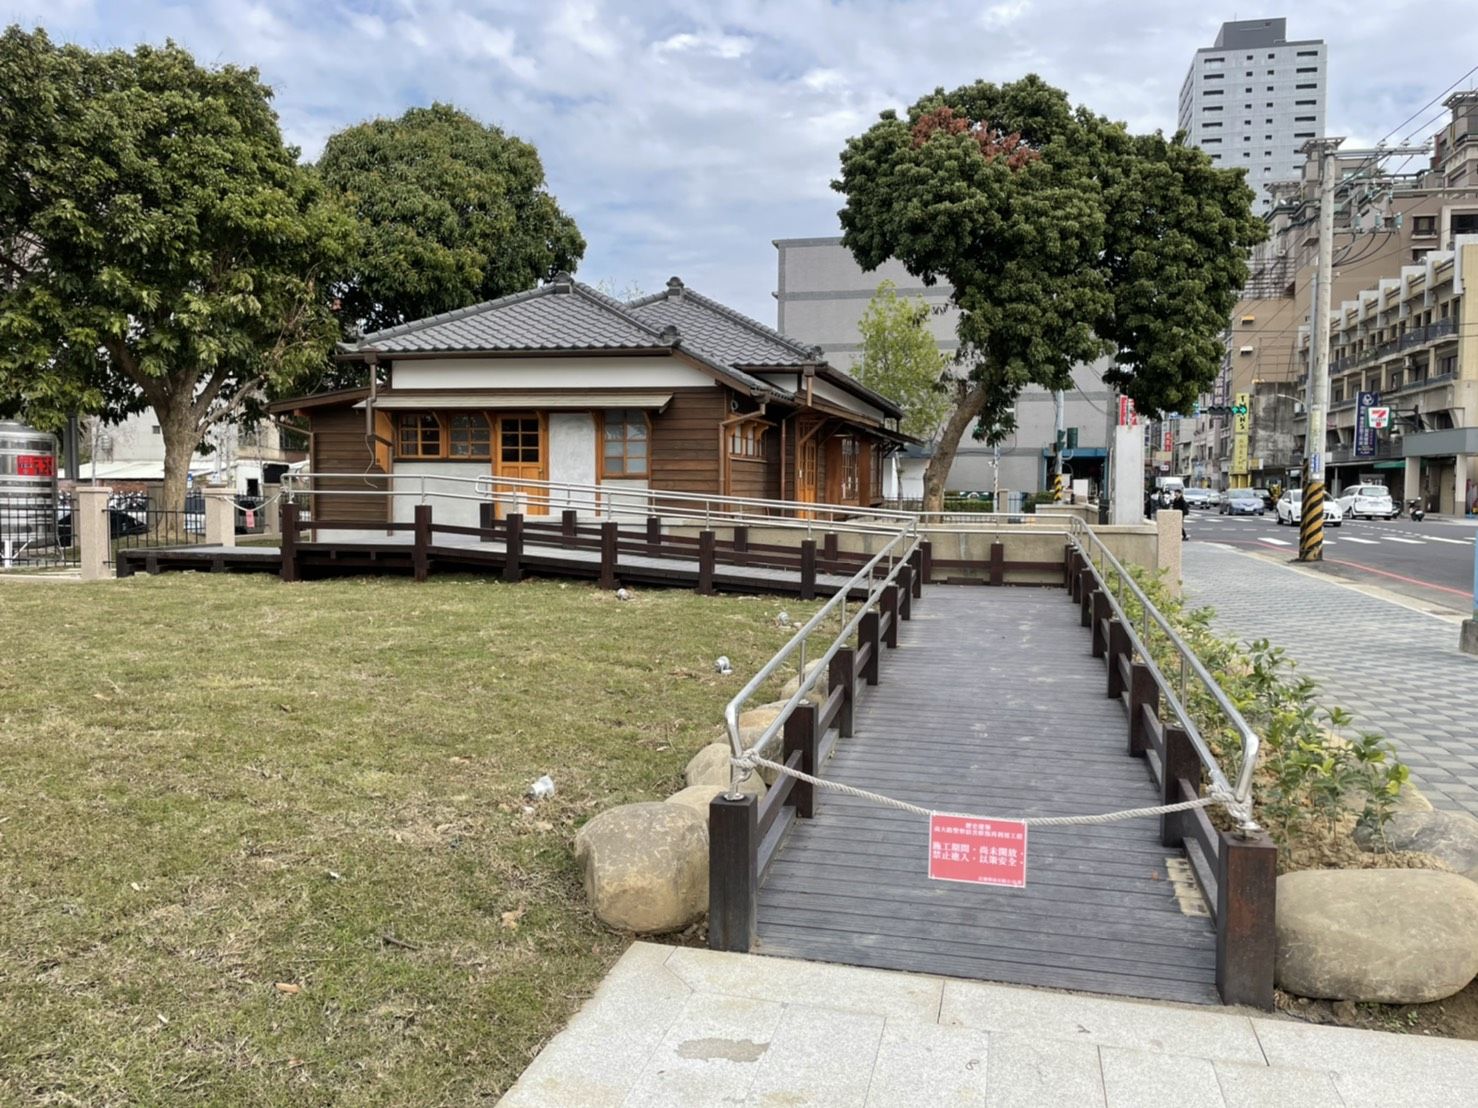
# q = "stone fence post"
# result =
<box><xmin>203</xmin><ymin>487</ymin><xmax>236</xmax><ymax>548</ymax></box>
<box><xmin>1155</xmin><ymin>509</ymin><xmax>1183</xmax><ymax>597</ymax></box>
<box><xmin>76</xmin><ymin>485</ymin><xmax>113</xmax><ymax>581</ymax></box>
<box><xmin>263</xmin><ymin>484</ymin><xmax>282</xmax><ymax>537</ymax></box>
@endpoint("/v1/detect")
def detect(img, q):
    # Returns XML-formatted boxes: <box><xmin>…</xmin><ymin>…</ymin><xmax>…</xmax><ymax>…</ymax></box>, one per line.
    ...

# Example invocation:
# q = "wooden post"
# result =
<box><xmin>1079</xmin><ymin>572</ymin><xmax>1095</xmax><ymax>627</ymax></box>
<box><xmin>898</xmin><ymin>564</ymin><xmax>913</xmax><ymax>620</ymax></box>
<box><xmin>599</xmin><ymin>520</ymin><xmax>619</xmax><ymax>589</ymax></box>
<box><xmin>563</xmin><ymin>509</ymin><xmax>579</xmax><ymax>542</ymax></box>
<box><xmin>1091</xmin><ymin>591</ymin><xmax>1111</xmax><ymax>657</ymax></box>
<box><xmin>698</xmin><ymin>529</ymin><xmax>716</xmax><ymax>596</ymax></box>
<box><xmin>1161</xmin><ymin>725</ymin><xmax>1199</xmax><ymax>847</ymax></box>
<box><xmin>989</xmin><ymin>542</ymin><xmax>1005</xmax><ymax>587</ymax></box>
<box><xmin>1106</xmin><ymin>618</ymin><xmax>1130</xmax><ymax>698</ymax></box>
<box><xmin>708</xmin><ymin>794</ymin><xmax>758</xmax><ymax>952</ymax></box>
<box><xmin>279</xmin><ymin>503</ymin><xmax>299</xmax><ymax>583</ymax></box>
<box><xmin>479</xmin><ymin>502</ymin><xmax>494</xmax><ymax>542</ymax></box>
<box><xmin>859</xmin><ymin>611</ymin><xmax>880</xmax><ymax>685</ymax></box>
<box><xmin>909</xmin><ymin>547</ymin><xmax>924</xmax><ymax>598</ymax></box>
<box><xmin>822</xmin><ymin>531</ymin><xmax>839</xmax><ymax>567</ymax></box>
<box><xmin>1128</xmin><ymin>663</ymin><xmax>1160</xmax><ymax>756</ymax></box>
<box><xmin>412</xmin><ymin>504</ymin><xmax>432</xmax><ymax>582</ymax></box>
<box><xmin>784</xmin><ymin>702</ymin><xmax>818</xmax><ymax>819</ymax></box>
<box><xmin>921</xmin><ymin>540</ymin><xmax>933</xmax><ymax>585</ymax></box>
<box><xmin>1216</xmin><ymin>830</ymin><xmax>1278</xmax><ymax>1010</ymax></box>
<box><xmin>1063</xmin><ymin>543</ymin><xmax>1074</xmax><ymax>589</ymax></box>
<box><xmin>799</xmin><ymin>539</ymin><xmax>817</xmax><ymax>600</ymax></box>
<box><xmin>829</xmin><ymin>647</ymin><xmax>855</xmax><ymax>738</ymax></box>
<box><xmin>646</xmin><ymin>514</ymin><xmax>661</xmax><ymax>549</ymax></box>
<box><xmin>503</xmin><ymin>512</ymin><xmax>524</xmax><ymax>583</ymax></box>
<box><xmin>881</xmin><ymin>585</ymin><xmax>899</xmax><ymax>648</ymax></box>
<box><xmin>1068</xmin><ymin>551</ymin><xmax>1082</xmax><ymax>600</ymax></box>
<box><xmin>732</xmin><ymin>525</ymin><xmax>748</xmax><ymax>553</ymax></box>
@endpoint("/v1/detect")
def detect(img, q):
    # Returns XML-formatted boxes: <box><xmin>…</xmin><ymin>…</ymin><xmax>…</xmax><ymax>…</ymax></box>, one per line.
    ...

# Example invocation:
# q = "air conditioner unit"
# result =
<box><xmin>1293</xmin><ymin>401</ymin><xmax>1306</xmax><ymax>414</ymax></box>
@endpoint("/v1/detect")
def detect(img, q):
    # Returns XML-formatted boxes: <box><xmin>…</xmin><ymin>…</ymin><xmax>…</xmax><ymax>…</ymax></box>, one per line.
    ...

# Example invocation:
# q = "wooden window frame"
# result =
<box><xmin>598</xmin><ymin>409</ymin><xmax>651</xmax><ymax>479</ymax></box>
<box><xmin>448</xmin><ymin>412</ymin><xmax>493</xmax><ymax>460</ymax></box>
<box><xmin>396</xmin><ymin>412</ymin><xmax>444</xmax><ymax>459</ymax></box>
<box><xmin>727</xmin><ymin>420</ymin><xmax>766</xmax><ymax>460</ymax></box>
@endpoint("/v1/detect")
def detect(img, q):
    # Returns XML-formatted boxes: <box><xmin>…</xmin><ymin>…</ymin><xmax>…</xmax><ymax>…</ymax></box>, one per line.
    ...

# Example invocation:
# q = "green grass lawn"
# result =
<box><xmin>0</xmin><ymin>573</ymin><xmax>814</xmax><ymax>1105</ymax></box>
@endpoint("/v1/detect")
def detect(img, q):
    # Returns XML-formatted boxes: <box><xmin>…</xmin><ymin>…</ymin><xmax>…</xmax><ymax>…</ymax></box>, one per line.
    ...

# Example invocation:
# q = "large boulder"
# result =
<box><xmin>778</xmin><ymin>659</ymin><xmax>828</xmax><ymax>707</ymax></box>
<box><xmin>1356</xmin><ymin>810</ymin><xmax>1478</xmax><ymax>882</ymax></box>
<box><xmin>665</xmin><ymin>784</ymin><xmax>726</xmax><ymax>818</ymax></box>
<box><xmin>574</xmin><ymin>802</ymin><xmax>708</xmax><ymax>933</ymax></box>
<box><xmin>1276</xmin><ymin>869</ymin><xmax>1478</xmax><ymax>1003</ymax></box>
<box><xmin>737</xmin><ymin>701</ymin><xmax>792</xmax><ymax>783</ymax></box>
<box><xmin>684</xmin><ymin>742</ymin><xmax>765</xmax><ymax>798</ymax></box>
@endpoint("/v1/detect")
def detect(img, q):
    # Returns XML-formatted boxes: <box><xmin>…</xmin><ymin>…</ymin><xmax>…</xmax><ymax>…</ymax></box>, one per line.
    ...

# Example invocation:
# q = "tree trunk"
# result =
<box><xmin>921</xmin><ymin>381</ymin><xmax>990</xmax><ymax>514</ymax></box>
<box><xmin>158</xmin><ymin>405</ymin><xmax>201</xmax><ymax>516</ymax></box>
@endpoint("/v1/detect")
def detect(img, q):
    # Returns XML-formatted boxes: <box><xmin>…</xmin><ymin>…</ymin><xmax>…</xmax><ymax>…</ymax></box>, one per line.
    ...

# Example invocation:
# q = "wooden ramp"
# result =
<box><xmin>755</xmin><ymin>586</ymin><xmax>1220</xmax><ymax>1005</ymax></box>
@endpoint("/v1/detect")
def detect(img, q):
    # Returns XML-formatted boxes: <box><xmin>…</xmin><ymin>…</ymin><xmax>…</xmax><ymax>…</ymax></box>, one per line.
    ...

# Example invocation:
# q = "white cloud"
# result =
<box><xmin>15</xmin><ymin>0</ymin><xmax>1478</xmax><ymax>320</ymax></box>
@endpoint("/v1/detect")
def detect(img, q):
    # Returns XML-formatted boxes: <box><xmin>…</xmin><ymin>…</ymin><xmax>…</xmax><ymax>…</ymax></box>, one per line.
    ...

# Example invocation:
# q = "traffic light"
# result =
<box><xmin>1231</xmin><ymin>401</ymin><xmax>1249</xmax><ymax>416</ymax></box>
<box><xmin>1065</xmin><ymin>427</ymin><xmax>1079</xmax><ymax>449</ymax></box>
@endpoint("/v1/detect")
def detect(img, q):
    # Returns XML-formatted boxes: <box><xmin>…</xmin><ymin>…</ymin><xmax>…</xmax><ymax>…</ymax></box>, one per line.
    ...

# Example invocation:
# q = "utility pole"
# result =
<box><xmin>1052</xmin><ymin>389</ymin><xmax>1066</xmax><ymax>501</ymax></box>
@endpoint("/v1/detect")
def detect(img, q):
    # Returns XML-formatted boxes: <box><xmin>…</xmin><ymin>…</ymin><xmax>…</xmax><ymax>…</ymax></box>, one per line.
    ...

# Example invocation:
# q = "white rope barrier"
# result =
<box><xmin>735</xmin><ymin>753</ymin><xmax>1228</xmax><ymax>827</ymax></box>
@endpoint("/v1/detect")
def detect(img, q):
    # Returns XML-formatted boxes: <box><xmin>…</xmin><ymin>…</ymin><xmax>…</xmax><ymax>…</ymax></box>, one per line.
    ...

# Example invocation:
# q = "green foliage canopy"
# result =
<box><xmin>855</xmin><ymin>281</ymin><xmax>952</xmax><ymax>441</ymax></box>
<box><xmin>835</xmin><ymin>75</ymin><xmax>1267</xmax><ymax>427</ymax></box>
<box><xmin>0</xmin><ymin>27</ymin><xmax>352</xmax><ymax>506</ymax></box>
<box><xmin>317</xmin><ymin>103</ymin><xmax>586</xmax><ymax>335</ymax></box>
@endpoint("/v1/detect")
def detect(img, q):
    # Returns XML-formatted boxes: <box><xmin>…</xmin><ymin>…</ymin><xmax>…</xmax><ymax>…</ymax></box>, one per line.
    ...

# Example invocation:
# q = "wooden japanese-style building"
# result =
<box><xmin>273</xmin><ymin>274</ymin><xmax>907</xmax><ymax>524</ymax></box>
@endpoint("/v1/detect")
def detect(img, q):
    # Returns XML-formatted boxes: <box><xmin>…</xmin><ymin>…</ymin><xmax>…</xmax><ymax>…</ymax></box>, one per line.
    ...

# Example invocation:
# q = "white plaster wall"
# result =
<box><xmin>390</xmin><ymin>357</ymin><xmax>715</xmax><ymax>391</ymax></box>
<box><xmin>548</xmin><ymin>412</ymin><xmax>599</xmax><ymax>512</ymax></box>
<box><xmin>811</xmin><ymin>378</ymin><xmax>886</xmax><ymax>422</ymax></box>
<box><xmin>390</xmin><ymin>461</ymin><xmax>487</xmax><ymax>528</ymax></box>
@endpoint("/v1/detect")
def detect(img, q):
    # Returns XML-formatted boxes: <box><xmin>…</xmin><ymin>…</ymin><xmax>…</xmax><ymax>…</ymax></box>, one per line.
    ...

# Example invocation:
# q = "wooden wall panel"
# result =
<box><xmin>308</xmin><ymin>406</ymin><xmax>389</xmax><ymax>523</ymax></box>
<box><xmin>650</xmin><ymin>387</ymin><xmax>726</xmax><ymax>494</ymax></box>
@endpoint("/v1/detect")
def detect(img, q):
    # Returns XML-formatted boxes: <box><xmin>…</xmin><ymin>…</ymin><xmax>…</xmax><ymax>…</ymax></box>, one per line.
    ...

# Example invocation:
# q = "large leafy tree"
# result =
<box><xmin>0</xmin><ymin>27</ymin><xmax>352</xmax><ymax>511</ymax></box>
<box><xmin>855</xmin><ymin>280</ymin><xmax>952</xmax><ymax>441</ymax></box>
<box><xmin>318</xmin><ymin>103</ymin><xmax>585</xmax><ymax>335</ymax></box>
<box><xmin>835</xmin><ymin>75</ymin><xmax>1265</xmax><ymax>509</ymax></box>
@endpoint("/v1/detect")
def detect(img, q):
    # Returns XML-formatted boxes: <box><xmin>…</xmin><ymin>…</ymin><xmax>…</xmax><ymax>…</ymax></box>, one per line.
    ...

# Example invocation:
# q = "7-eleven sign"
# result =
<box><xmin>1367</xmin><ymin>406</ymin><xmax>1391</xmax><ymax>430</ymax></box>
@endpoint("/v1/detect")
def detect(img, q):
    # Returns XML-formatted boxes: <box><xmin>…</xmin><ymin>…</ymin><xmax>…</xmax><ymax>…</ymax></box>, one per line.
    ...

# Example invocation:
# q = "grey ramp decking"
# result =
<box><xmin>756</xmin><ymin>586</ymin><xmax>1220</xmax><ymax>1006</ymax></box>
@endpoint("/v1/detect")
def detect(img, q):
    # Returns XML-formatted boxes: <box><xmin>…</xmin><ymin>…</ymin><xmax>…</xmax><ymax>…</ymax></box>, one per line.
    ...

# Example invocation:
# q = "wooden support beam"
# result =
<box><xmin>989</xmin><ymin>542</ymin><xmax>1005</xmax><ymax>587</ymax></box>
<box><xmin>599</xmin><ymin>520</ymin><xmax>619</xmax><ymax>590</ymax></box>
<box><xmin>698</xmin><ymin>530</ymin><xmax>716</xmax><ymax>596</ymax></box>
<box><xmin>859</xmin><ymin>611</ymin><xmax>880</xmax><ymax>685</ymax></box>
<box><xmin>412</xmin><ymin>504</ymin><xmax>431</xmax><ymax>582</ymax></box>
<box><xmin>479</xmin><ymin>502</ymin><xmax>494</xmax><ymax>542</ymax></box>
<box><xmin>1106</xmin><ymin>617</ymin><xmax>1130</xmax><ymax>698</ymax></box>
<box><xmin>707</xmin><ymin>794</ymin><xmax>758</xmax><ymax>952</ymax></box>
<box><xmin>921</xmin><ymin>540</ymin><xmax>933</xmax><ymax>585</ymax></box>
<box><xmin>1091</xmin><ymin>591</ymin><xmax>1111</xmax><ymax>657</ymax></box>
<box><xmin>1079</xmin><ymin>570</ymin><xmax>1095</xmax><ymax>627</ymax></box>
<box><xmin>646</xmin><ymin>514</ymin><xmax>661</xmax><ymax>547</ymax></box>
<box><xmin>898</xmin><ymin>565</ymin><xmax>913</xmax><ymax>620</ymax></box>
<box><xmin>881</xmin><ymin>585</ymin><xmax>899</xmax><ymax>648</ymax></box>
<box><xmin>829</xmin><ymin>647</ymin><xmax>855</xmax><ymax>738</ymax></box>
<box><xmin>503</xmin><ymin>512</ymin><xmax>524</xmax><ymax>583</ymax></box>
<box><xmin>564</xmin><ymin>509</ymin><xmax>579</xmax><ymax>541</ymax></box>
<box><xmin>822</xmin><ymin>532</ymin><xmax>839</xmax><ymax>566</ymax></box>
<box><xmin>800</xmin><ymin>539</ymin><xmax>817</xmax><ymax>600</ymax></box>
<box><xmin>1063</xmin><ymin>544</ymin><xmax>1074</xmax><ymax>589</ymax></box>
<box><xmin>1216</xmin><ymin>830</ymin><xmax>1279</xmax><ymax>1011</ymax></box>
<box><xmin>1128</xmin><ymin>662</ymin><xmax>1159</xmax><ymax>757</ymax></box>
<box><xmin>783</xmin><ymin>702</ymin><xmax>818</xmax><ymax>819</ymax></box>
<box><xmin>909</xmin><ymin>547</ymin><xmax>924</xmax><ymax>598</ymax></box>
<box><xmin>1161</xmin><ymin>725</ymin><xmax>1199</xmax><ymax>847</ymax></box>
<box><xmin>732</xmin><ymin>525</ymin><xmax>748</xmax><ymax>553</ymax></box>
<box><xmin>279</xmin><ymin>503</ymin><xmax>299</xmax><ymax>583</ymax></box>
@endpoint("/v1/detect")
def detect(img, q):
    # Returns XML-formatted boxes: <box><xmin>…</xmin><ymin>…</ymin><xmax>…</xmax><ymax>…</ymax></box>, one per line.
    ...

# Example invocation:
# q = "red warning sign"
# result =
<box><xmin>928</xmin><ymin>814</ymin><xmax>1028</xmax><ymax>888</ymax></box>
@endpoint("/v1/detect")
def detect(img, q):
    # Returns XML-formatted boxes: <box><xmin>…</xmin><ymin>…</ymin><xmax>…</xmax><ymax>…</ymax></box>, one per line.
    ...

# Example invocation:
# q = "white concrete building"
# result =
<box><xmin>1177</xmin><ymin>18</ymin><xmax>1327</xmax><ymax>216</ymax></box>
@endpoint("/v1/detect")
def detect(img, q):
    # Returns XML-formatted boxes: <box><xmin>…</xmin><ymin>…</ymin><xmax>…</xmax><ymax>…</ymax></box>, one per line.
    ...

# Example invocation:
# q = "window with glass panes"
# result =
<box><xmin>602</xmin><ymin>409</ymin><xmax>648</xmax><ymax>476</ymax></box>
<box><xmin>448</xmin><ymin>413</ymin><xmax>491</xmax><ymax>458</ymax></box>
<box><xmin>728</xmin><ymin>421</ymin><xmax>764</xmax><ymax>458</ymax></box>
<box><xmin>838</xmin><ymin>437</ymin><xmax>860</xmax><ymax>500</ymax></box>
<box><xmin>397</xmin><ymin>413</ymin><xmax>442</xmax><ymax>457</ymax></box>
<box><xmin>500</xmin><ymin>416</ymin><xmax>541</xmax><ymax>463</ymax></box>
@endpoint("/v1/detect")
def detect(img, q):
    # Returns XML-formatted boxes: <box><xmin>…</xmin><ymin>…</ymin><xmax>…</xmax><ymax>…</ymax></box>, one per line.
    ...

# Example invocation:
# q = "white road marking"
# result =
<box><xmin>1383</xmin><ymin>537</ymin><xmax>1425</xmax><ymax>545</ymax></box>
<box><xmin>1340</xmin><ymin>537</ymin><xmax>1379</xmax><ymax>545</ymax></box>
<box><xmin>1257</xmin><ymin>537</ymin><xmax>1293</xmax><ymax>547</ymax></box>
<box><xmin>1421</xmin><ymin>536</ymin><xmax>1472</xmax><ymax>546</ymax></box>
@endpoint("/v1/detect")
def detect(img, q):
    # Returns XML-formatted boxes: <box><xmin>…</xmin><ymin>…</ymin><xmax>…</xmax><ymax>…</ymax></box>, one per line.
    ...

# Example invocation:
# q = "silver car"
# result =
<box><xmin>1336</xmin><ymin>483</ymin><xmax>1396</xmax><ymax>520</ymax></box>
<box><xmin>1220</xmin><ymin>489</ymin><xmax>1264</xmax><ymax>516</ymax></box>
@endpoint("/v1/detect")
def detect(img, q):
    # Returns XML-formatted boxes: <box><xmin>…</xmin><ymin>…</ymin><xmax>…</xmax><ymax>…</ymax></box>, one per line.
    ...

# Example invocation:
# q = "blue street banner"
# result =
<box><xmin>1355</xmin><ymin>391</ymin><xmax>1381</xmax><ymax>458</ymax></box>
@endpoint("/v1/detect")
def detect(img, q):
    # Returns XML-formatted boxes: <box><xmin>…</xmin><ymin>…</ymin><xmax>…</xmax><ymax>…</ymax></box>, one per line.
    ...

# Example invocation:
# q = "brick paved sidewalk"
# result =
<box><xmin>1184</xmin><ymin>543</ymin><xmax>1478</xmax><ymax>817</ymax></box>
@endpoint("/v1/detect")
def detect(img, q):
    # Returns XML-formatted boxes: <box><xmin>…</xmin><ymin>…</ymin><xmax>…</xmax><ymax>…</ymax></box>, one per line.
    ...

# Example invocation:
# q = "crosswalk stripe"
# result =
<box><xmin>1257</xmin><ymin>537</ymin><xmax>1292</xmax><ymax>547</ymax></box>
<box><xmin>1422</xmin><ymin>536</ymin><xmax>1472</xmax><ymax>546</ymax></box>
<box><xmin>1383</xmin><ymin>537</ymin><xmax>1425</xmax><ymax>545</ymax></box>
<box><xmin>1340</xmin><ymin>537</ymin><xmax>1379</xmax><ymax>544</ymax></box>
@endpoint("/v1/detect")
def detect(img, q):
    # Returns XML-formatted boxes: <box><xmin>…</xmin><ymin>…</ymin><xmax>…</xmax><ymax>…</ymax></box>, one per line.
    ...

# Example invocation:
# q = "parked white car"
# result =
<box><xmin>1181</xmin><ymin>487</ymin><xmax>1216</xmax><ymax>509</ymax></box>
<box><xmin>1275</xmin><ymin>489</ymin><xmax>1343</xmax><ymax>527</ymax></box>
<box><xmin>1336</xmin><ymin>484</ymin><xmax>1397</xmax><ymax>520</ymax></box>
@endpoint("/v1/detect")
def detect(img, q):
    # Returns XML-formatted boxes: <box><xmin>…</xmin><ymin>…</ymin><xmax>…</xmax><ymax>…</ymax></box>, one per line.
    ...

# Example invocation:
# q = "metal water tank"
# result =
<box><xmin>0</xmin><ymin>419</ymin><xmax>60</xmax><ymax>558</ymax></box>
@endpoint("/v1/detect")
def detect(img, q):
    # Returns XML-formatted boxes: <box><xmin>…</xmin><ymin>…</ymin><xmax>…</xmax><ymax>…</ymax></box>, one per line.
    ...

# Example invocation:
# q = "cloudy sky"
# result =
<box><xmin>6</xmin><ymin>1</ymin><xmax>1477</xmax><ymax>322</ymax></box>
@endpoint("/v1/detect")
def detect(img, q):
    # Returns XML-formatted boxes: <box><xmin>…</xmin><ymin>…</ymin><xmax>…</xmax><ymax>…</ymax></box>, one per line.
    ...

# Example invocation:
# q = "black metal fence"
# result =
<box><xmin>0</xmin><ymin>493</ymin><xmax>78</xmax><ymax>569</ymax></box>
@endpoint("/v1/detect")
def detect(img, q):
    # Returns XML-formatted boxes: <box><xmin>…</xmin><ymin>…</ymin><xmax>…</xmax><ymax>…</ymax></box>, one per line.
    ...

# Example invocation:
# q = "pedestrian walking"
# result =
<box><xmin>1171</xmin><ymin>489</ymin><xmax>1189</xmax><ymax>541</ymax></box>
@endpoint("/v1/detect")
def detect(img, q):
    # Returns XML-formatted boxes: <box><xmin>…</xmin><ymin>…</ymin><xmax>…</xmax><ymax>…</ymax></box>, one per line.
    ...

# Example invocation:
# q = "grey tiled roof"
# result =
<box><xmin>626</xmin><ymin>281</ymin><xmax>818</xmax><ymax>368</ymax></box>
<box><xmin>349</xmin><ymin>280</ymin><xmax>662</xmax><ymax>354</ymax></box>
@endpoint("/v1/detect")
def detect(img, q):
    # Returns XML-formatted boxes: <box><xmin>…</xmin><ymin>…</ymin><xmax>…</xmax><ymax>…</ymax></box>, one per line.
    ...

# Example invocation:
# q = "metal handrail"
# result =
<box><xmin>1067</xmin><ymin>517</ymin><xmax>1261</xmax><ymax>831</ymax></box>
<box><xmin>722</xmin><ymin>523</ymin><xmax>920</xmax><ymax>791</ymax></box>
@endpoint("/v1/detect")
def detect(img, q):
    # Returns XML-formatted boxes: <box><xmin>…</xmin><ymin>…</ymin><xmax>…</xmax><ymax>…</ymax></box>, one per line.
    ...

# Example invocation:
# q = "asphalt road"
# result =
<box><xmin>1182</xmin><ymin>507</ymin><xmax>1477</xmax><ymax>613</ymax></box>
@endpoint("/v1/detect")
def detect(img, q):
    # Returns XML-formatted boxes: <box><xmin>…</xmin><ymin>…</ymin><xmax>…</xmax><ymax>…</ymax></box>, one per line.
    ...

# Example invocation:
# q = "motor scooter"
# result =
<box><xmin>1407</xmin><ymin>498</ymin><xmax>1425</xmax><ymax>522</ymax></box>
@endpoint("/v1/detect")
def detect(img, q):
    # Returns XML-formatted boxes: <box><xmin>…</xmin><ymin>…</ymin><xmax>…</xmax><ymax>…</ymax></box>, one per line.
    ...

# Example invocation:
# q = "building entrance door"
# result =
<box><xmin>797</xmin><ymin>437</ymin><xmax>819</xmax><ymax>519</ymax></box>
<box><xmin>494</xmin><ymin>414</ymin><xmax>548</xmax><ymax>515</ymax></box>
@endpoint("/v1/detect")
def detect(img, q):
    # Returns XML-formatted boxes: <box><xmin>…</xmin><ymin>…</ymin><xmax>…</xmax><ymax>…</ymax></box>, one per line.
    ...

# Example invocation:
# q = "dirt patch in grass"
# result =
<box><xmin>0</xmin><ymin>573</ymin><xmax>818</xmax><ymax>1105</ymax></box>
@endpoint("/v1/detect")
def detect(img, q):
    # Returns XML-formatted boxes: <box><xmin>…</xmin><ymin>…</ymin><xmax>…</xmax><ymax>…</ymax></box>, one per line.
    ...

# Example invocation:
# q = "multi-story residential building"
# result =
<box><xmin>1178</xmin><ymin>18</ymin><xmax>1327</xmax><ymax>216</ymax></box>
<box><xmin>774</xmin><ymin>236</ymin><xmax>1112</xmax><ymax>498</ymax></box>
<box><xmin>1299</xmin><ymin>237</ymin><xmax>1478</xmax><ymax>514</ymax></box>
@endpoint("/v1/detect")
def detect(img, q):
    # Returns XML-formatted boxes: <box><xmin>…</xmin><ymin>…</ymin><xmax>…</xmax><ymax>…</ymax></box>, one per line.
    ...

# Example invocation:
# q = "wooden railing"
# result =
<box><xmin>1065</xmin><ymin>543</ymin><xmax>1276</xmax><ymax>1010</ymax></box>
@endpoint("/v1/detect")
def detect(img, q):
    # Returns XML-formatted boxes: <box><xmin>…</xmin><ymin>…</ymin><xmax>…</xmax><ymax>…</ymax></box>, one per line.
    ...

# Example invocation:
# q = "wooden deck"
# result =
<box><xmin>755</xmin><ymin>586</ymin><xmax>1221</xmax><ymax>1005</ymax></box>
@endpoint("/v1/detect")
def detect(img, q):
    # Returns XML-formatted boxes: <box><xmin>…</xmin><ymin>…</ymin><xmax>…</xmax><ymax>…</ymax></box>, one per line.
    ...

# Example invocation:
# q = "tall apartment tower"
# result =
<box><xmin>1177</xmin><ymin>18</ymin><xmax>1327</xmax><ymax>215</ymax></box>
